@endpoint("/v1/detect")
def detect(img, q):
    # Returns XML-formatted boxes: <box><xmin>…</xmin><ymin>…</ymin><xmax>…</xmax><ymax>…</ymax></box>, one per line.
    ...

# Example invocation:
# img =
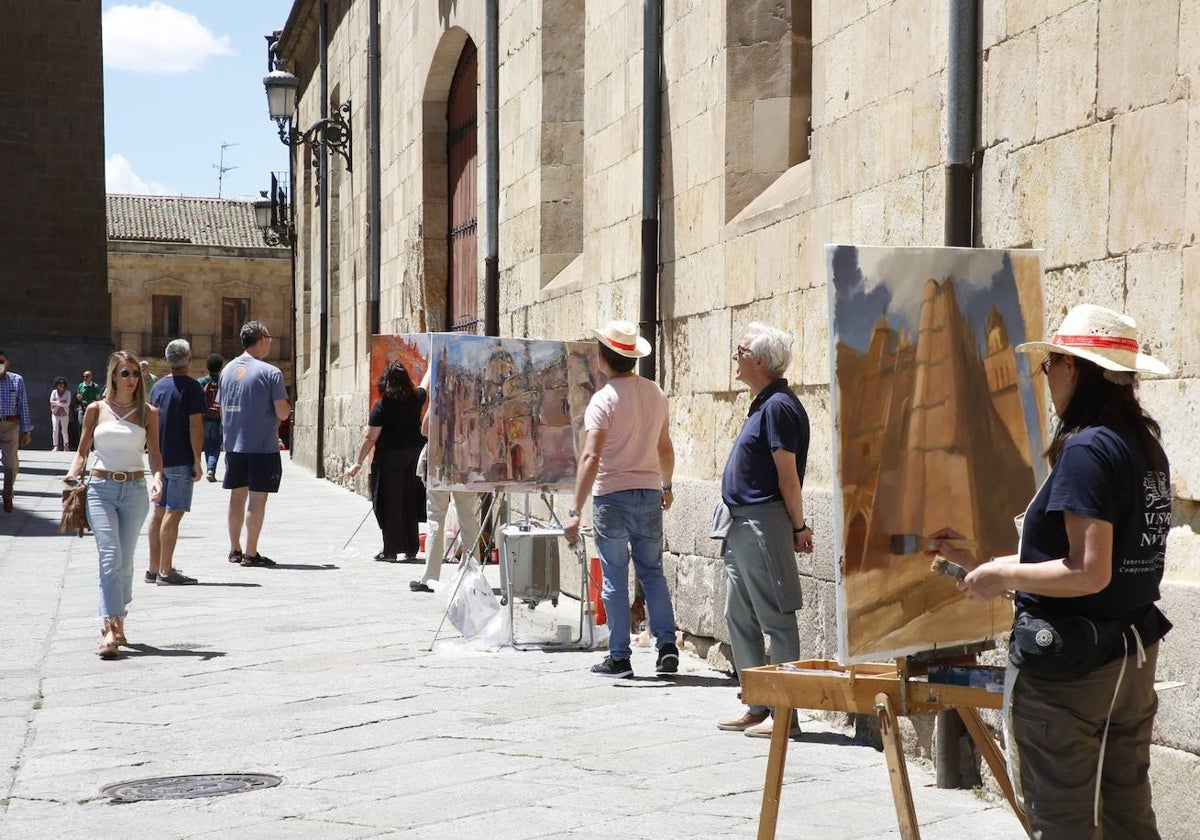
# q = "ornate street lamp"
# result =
<box><xmin>263</xmin><ymin>54</ymin><xmax>352</xmax><ymax>171</ymax></box>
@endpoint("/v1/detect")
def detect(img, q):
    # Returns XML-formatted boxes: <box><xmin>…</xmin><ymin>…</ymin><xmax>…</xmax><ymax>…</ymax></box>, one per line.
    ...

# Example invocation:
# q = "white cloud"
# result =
<box><xmin>106</xmin><ymin>154</ymin><xmax>175</xmax><ymax>195</ymax></box>
<box><xmin>103</xmin><ymin>2</ymin><xmax>233</xmax><ymax>74</ymax></box>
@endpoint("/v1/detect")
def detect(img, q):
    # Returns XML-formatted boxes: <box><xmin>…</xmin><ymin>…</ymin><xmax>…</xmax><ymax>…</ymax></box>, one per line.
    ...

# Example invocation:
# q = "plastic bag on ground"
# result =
<box><xmin>442</xmin><ymin>556</ymin><xmax>501</xmax><ymax>639</ymax></box>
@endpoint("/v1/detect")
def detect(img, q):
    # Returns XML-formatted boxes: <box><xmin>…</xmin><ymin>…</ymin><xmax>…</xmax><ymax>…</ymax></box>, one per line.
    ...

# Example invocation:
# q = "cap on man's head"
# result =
<box><xmin>164</xmin><ymin>339</ymin><xmax>191</xmax><ymax>368</ymax></box>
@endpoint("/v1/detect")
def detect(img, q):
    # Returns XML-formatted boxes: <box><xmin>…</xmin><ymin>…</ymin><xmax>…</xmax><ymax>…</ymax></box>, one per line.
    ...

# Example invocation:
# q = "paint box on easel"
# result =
<box><xmin>927</xmin><ymin>665</ymin><xmax>1005</xmax><ymax>693</ymax></box>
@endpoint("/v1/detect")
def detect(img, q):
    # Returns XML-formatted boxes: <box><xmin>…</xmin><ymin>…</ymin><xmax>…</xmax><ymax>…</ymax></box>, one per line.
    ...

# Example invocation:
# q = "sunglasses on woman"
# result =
<box><xmin>118</xmin><ymin>369</ymin><xmax>142</xmax><ymax>379</ymax></box>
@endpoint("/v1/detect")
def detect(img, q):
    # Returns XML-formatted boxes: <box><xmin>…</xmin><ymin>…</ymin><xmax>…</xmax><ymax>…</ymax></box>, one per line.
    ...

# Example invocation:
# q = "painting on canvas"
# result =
<box><xmin>426</xmin><ymin>334</ymin><xmax>602</xmax><ymax>492</ymax></box>
<box><xmin>370</xmin><ymin>334</ymin><xmax>430</xmax><ymax>406</ymax></box>
<box><xmin>828</xmin><ymin>245</ymin><xmax>1046</xmax><ymax>663</ymax></box>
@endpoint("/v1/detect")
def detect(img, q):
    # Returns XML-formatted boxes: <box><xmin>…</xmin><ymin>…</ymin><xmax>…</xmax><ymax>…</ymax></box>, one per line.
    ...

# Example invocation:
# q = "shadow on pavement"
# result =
<box><xmin>123</xmin><ymin>644</ymin><xmax>226</xmax><ymax>661</ymax></box>
<box><xmin>613</xmin><ymin>674</ymin><xmax>738</xmax><ymax>688</ymax></box>
<box><xmin>194</xmin><ymin>582</ymin><xmax>263</xmax><ymax>588</ymax></box>
<box><xmin>262</xmin><ymin>563</ymin><xmax>339</xmax><ymax>570</ymax></box>
<box><xmin>15</xmin><ymin>466</ymin><xmax>68</xmax><ymax>477</ymax></box>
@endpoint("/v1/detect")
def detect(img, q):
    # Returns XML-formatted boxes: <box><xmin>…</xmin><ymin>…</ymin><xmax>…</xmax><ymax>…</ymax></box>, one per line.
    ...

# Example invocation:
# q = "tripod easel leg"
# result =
<box><xmin>876</xmin><ymin>692</ymin><xmax>921</xmax><ymax>840</ymax></box>
<box><xmin>956</xmin><ymin>706</ymin><xmax>1033</xmax><ymax>839</ymax></box>
<box><xmin>755</xmin><ymin>704</ymin><xmax>793</xmax><ymax>840</ymax></box>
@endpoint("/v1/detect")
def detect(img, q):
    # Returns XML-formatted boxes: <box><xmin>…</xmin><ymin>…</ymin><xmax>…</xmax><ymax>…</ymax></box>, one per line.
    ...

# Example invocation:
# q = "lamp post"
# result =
<box><xmin>263</xmin><ymin>67</ymin><xmax>352</xmax><ymax>172</ymax></box>
<box><xmin>252</xmin><ymin>172</ymin><xmax>292</xmax><ymax>247</ymax></box>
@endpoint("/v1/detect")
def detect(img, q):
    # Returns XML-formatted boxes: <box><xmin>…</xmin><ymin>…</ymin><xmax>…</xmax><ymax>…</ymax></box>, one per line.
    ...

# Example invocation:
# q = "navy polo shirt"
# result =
<box><xmin>721</xmin><ymin>378</ymin><xmax>809</xmax><ymax>506</ymax></box>
<box><xmin>150</xmin><ymin>374</ymin><xmax>207</xmax><ymax>467</ymax></box>
<box><xmin>1017</xmin><ymin>425</ymin><xmax>1172</xmax><ymax>645</ymax></box>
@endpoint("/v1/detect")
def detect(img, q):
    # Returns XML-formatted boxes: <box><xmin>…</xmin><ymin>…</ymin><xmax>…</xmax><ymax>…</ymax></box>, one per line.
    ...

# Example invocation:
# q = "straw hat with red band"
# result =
<box><xmin>1014</xmin><ymin>303</ymin><xmax>1169</xmax><ymax>376</ymax></box>
<box><xmin>592</xmin><ymin>320</ymin><xmax>652</xmax><ymax>359</ymax></box>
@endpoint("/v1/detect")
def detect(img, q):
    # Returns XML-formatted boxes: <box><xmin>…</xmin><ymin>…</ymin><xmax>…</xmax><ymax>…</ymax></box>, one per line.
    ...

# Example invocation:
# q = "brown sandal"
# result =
<box><xmin>98</xmin><ymin>620</ymin><xmax>120</xmax><ymax>660</ymax></box>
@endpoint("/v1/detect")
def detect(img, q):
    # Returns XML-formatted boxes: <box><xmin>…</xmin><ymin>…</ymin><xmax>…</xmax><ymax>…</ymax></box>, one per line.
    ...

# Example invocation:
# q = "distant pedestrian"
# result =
<box><xmin>563</xmin><ymin>320</ymin><xmax>678</xmax><ymax>678</ymax></box>
<box><xmin>65</xmin><ymin>351</ymin><xmax>163</xmax><ymax>659</ymax></box>
<box><xmin>76</xmin><ymin>370</ymin><xmax>102</xmax><ymax>429</ymax></box>
<box><xmin>145</xmin><ymin>339</ymin><xmax>205</xmax><ymax>586</ymax></box>
<box><xmin>0</xmin><ymin>349</ymin><xmax>34</xmax><ymax>513</ymax></box>
<box><xmin>714</xmin><ymin>323</ymin><xmax>812</xmax><ymax>739</ymax></box>
<box><xmin>219</xmin><ymin>321</ymin><xmax>291</xmax><ymax>567</ymax></box>
<box><xmin>347</xmin><ymin>361</ymin><xmax>427</xmax><ymax>563</ymax></box>
<box><xmin>49</xmin><ymin>377</ymin><xmax>71</xmax><ymax>451</ymax></box>
<box><xmin>197</xmin><ymin>353</ymin><xmax>224</xmax><ymax>481</ymax></box>
<box><xmin>139</xmin><ymin>360</ymin><xmax>159</xmax><ymax>391</ymax></box>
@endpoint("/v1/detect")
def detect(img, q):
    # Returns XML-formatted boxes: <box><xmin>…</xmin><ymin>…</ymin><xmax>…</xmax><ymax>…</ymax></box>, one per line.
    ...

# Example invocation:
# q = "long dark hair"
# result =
<box><xmin>1046</xmin><ymin>355</ymin><xmax>1165</xmax><ymax>470</ymax></box>
<box><xmin>377</xmin><ymin>361</ymin><xmax>415</xmax><ymax>402</ymax></box>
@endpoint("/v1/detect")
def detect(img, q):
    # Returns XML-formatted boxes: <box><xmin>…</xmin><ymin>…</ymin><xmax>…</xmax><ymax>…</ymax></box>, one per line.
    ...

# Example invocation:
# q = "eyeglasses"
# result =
<box><xmin>1039</xmin><ymin>355</ymin><xmax>1055</xmax><ymax>375</ymax></box>
<box><xmin>733</xmin><ymin>345</ymin><xmax>753</xmax><ymax>359</ymax></box>
<box><xmin>118</xmin><ymin>369</ymin><xmax>142</xmax><ymax>379</ymax></box>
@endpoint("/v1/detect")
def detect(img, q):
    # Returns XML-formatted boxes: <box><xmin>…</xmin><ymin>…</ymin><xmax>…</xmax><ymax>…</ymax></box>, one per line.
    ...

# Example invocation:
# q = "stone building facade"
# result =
<box><xmin>0</xmin><ymin>0</ymin><xmax>109</xmax><ymax>450</ymax></box>
<box><xmin>274</xmin><ymin>1</ymin><xmax>1200</xmax><ymax>824</ymax></box>
<box><xmin>107</xmin><ymin>196</ymin><xmax>293</xmax><ymax>385</ymax></box>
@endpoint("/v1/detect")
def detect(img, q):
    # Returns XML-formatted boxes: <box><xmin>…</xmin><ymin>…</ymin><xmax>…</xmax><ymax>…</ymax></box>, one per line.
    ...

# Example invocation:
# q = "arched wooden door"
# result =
<box><xmin>446</xmin><ymin>40</ymin><xmax>478</xmax><ymax>333</ymax></box>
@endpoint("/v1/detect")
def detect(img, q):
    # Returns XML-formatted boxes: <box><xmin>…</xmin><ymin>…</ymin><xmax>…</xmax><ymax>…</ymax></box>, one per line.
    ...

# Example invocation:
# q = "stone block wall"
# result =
<box><xmin>282</xmin><ymin>1</ymin><xmax>1200</xmax><ymax>819</ymax></box>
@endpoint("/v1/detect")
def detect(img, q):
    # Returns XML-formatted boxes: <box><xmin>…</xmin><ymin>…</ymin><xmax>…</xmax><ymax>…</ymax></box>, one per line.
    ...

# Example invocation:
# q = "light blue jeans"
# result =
<box><xmin>593</xmin><ymin>488</ymin><xmax>676</xmax><ymax>661</ymax></box>
<box><xmin>87</xmin><ymin>476</ymin><xmax>149</xmax><ymax>618</ymax></box>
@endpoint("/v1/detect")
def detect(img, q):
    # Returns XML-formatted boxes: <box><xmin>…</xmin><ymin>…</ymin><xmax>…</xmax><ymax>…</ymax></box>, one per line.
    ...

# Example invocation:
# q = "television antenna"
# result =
<box><xmin>213</xmin><ymin>142</ymin><xmax>240</xmax><ymax>198</ymax></box>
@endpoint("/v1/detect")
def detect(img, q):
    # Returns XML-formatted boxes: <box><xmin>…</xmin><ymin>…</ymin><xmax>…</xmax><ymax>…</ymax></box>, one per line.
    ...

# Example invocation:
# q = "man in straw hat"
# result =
<box><xmin>564</xmin><ymin>320</ymin><xmax>679</xmax><ymax>678</ymax></box>
<box><xmin>929</xmin><ymin>302</ymin><xmax>1171</xmax><ymax>838</ymax></box>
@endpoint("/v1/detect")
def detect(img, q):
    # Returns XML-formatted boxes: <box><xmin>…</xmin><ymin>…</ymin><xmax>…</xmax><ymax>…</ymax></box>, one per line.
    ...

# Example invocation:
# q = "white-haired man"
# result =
<box><xmin>715</xmin><ymin>322</ymin><xmax>813</xmax><ymax>737</ymax></box>
<box><xmin>146</xmin><ymin>338</ymin><xmax>205</xmax><ymax>585</ymax></box>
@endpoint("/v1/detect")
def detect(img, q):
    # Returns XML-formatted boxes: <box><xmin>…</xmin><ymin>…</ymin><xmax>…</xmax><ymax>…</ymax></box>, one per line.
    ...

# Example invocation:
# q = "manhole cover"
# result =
<box><xmin>100</xmin><ymin>773</ymin><xmax>282</xmax><ymax>801</ymax></box>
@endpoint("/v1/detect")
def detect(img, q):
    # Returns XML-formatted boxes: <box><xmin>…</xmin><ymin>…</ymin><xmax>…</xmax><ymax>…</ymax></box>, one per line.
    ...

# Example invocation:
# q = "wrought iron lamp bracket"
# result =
<box><xmin>275</xmin><ymin>102</ymin><xmax>353</xmax><ymax>173</ymax></box>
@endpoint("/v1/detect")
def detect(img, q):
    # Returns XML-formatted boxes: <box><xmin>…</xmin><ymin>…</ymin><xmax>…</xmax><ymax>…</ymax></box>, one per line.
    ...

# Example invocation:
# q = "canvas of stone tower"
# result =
<box><xmin>828</xmin><ymin>245</ymin><xmax>1045</xmax><ymax>663</ymax></box>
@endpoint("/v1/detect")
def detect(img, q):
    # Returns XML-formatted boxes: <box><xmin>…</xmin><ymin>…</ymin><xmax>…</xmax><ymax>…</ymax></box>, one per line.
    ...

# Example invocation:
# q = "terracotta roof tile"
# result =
<box><xmin>107</xmin><ymin>194</ymin><xmax>283</xmax><ymax>249</ymax></box>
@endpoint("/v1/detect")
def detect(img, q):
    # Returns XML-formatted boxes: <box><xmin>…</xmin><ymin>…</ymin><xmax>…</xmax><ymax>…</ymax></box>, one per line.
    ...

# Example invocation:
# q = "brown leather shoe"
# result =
<box><xmin>717</xmin><ymin>710</ymin><xmax>770</xmax><ymax>731</ymax></box>
<box><xmin>744</xmin><ymin>713</ymin><xmax>802</xmax><ymax>739</ymax></box>
<box><xmin>2</xmin><ymin>495</ymin><xmax>12</xmax><ymax>513</ymax></box>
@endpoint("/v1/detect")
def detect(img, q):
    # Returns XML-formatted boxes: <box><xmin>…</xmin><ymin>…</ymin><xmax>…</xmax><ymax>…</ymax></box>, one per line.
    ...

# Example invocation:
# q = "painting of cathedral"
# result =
<box><xmin>828</xmin><ymin>245</ymin><xmax>1047</xmax><ymax>663</ymax></box>
<box><xmin>426</xmin><ymin>334</ymin><xmax>602</xmax><ymax>492</ymax></box>
<box><xmin>370</xmin><ymin>334</ymin><xmax>430</xmax><ymax>405</ymax></box>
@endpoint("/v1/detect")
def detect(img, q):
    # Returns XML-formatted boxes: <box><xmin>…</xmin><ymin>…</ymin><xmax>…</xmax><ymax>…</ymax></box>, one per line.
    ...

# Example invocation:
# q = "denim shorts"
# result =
<box><xmin>156</xmin><ymin>464</ymin><xmax>196</xmax><ymax>511</ymax></box>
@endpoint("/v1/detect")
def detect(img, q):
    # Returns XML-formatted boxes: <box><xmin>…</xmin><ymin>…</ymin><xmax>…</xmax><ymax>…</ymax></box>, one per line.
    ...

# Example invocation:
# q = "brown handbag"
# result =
<box><xmin>60</xmin><ymin>478</ymin><xmax>89</xmax><ymax>536</ymax></box>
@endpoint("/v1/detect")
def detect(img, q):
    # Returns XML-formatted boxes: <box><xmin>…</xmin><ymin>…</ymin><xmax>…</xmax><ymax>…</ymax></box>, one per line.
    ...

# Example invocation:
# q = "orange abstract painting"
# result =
<box><xmin>828</xmin><ymin>245</ymin><xmax>1046</xmax><ymax>663</ymax></box>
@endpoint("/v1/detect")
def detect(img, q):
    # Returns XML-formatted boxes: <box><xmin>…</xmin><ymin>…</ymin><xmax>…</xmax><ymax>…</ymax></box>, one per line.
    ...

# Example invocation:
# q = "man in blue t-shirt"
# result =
<box><xmin>146</xmin><ymin>339</ymin><xmax>206</xmax><ymax>585</ymax></box>
<box><xmin>218</xmin><ymin>320</ymin><xmax>291</xmax><ymax>568</ymax></box>
<box><xmin>714</xmin><ymin>323</ymin><xmax>813</xmax><ymax>739</ymax></box>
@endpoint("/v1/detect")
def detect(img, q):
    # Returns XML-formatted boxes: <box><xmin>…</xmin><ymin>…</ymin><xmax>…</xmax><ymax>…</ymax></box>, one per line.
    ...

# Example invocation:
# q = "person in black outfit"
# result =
<box><xmin>347</xmin><ymin>361</ymin><xmax>427</xmax><ymax>561</ymax></box>
<box><xmin>931</xmin><ymin>303</ymin><xmax>1171</xmax><ymax>839</ymax></box>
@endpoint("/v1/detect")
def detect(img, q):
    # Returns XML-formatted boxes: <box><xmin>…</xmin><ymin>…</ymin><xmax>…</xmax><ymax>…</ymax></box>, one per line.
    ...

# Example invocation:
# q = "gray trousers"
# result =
<box><xmin>722</xmin><ymin>504</ymin><xmax>801</xmax><ymax>714</ymax></box>
<box><xmin>1010</xmin><ymin>642</ymin><xmax>1160</xmax><ymax>840</ymax></box>
<box><xmin>0</xmin><ymin>418</ymin><xmax>19</xmax><ymax>499</ymax></box>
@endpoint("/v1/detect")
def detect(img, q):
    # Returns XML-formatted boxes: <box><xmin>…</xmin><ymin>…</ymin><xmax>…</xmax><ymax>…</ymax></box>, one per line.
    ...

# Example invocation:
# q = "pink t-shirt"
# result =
<box><xmin>584</xmin><ymin>374</ymin><xmax>668</xmax><ymax>497</ymax></box>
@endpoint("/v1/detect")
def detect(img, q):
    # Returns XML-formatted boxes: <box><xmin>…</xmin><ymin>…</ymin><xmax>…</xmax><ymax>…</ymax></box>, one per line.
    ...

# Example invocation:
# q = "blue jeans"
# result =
<box><xmin>87</xmin><ymin>476</ymin><xmax>150</xmax><ymax>618</ymax></box>
<box><xmin>202</xmin><ymin>417</ymin><xmax>221</xmax><ymax>474</ymax></box>
<box><xmin>593</xmin><ymin>488</ymin><xmax>676</xmax><ymax>660</ymax></box>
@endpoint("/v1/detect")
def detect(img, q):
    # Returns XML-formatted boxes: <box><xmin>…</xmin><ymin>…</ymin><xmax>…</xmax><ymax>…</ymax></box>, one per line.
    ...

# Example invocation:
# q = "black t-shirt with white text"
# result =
<box><xmin>1017</xmin><ymin>424</ymin><xmax>1171</xmax><ymax>646</ymax></box>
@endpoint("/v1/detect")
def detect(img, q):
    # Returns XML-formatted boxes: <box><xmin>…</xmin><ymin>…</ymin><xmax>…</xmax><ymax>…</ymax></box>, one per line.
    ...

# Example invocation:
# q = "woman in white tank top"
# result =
<box><xmin>65</xmin><ymin>351</ymin><xmax>163</xmax><ymax>659</ymax></box>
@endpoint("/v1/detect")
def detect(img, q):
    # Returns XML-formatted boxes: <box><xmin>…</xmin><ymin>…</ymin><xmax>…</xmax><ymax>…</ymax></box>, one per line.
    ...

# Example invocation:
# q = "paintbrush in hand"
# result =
<box><xmin>930</xmin><ymin>557</ymin><xmax>1015</xmax><ymax>600</ymax></box>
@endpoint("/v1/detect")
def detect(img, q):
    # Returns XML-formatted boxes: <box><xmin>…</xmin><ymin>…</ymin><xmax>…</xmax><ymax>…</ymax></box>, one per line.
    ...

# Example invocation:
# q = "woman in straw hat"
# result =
<box><xmin>930</xmin><ymin>303</ymin><xmax>1171</xmax><ymax>838</ymax></box>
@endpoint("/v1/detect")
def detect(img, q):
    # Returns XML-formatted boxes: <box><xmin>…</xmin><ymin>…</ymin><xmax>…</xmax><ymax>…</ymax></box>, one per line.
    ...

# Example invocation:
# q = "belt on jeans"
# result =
<box><xmin>0</xmin><ymin>415</ymin><xmax>19</xmax><ymax>422</ymax></box>
<box><xmin>90</xmin><ymin>469</ymin><xmax>146</xmax><ymax>482</ymax></box>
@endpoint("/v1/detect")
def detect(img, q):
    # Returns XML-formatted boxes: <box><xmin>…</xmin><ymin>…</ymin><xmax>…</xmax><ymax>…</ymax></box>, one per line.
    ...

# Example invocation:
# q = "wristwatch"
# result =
<box><xmin>793</xmin><ymin>522</ymin><xmax>812</xmax><ymax>535</ymax></box>
<box><xmin>567</xmin><ymin>508</ymin><xmax>580</xmax><ymax>518</ymax></box>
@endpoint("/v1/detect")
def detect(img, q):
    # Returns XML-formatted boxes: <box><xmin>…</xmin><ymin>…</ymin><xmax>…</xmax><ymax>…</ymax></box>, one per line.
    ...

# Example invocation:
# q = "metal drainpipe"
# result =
<box><xmin>936</xmin><ymin>0</ymin><xmax>981</xmax><ymax>790</ymax></box>
<box><xmin>315</xmin><ymin>0</ymin><xmax>329</xmax><ymax>479</ymax></box>
<box><xmin>484</xmin><ymin>0</ymin><xmax>500</xmax><ymax>337</ymax></box>
<box><xmin>639</xmin><ymin>0</ymin><xmax>662</xmax><ymax>380</ymax></box>
<box><xmin>368</xmin><ymin>0</ymin><xmax>381</xmax><ymax>335</ymax></box>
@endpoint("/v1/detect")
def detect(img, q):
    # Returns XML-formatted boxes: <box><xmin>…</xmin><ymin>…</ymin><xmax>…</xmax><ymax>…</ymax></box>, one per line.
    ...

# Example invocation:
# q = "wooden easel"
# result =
<box><xmin>741</xmin><ymin>659</ymin><xmax>1033</xmax><ymax>840</ymax></box>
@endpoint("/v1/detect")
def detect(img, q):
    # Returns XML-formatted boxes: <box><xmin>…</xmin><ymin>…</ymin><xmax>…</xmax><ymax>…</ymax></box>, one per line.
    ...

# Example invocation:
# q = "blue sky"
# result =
<box><xmin>102</xmin><ymin>0</ymin><xmax>295</xmax><ymax>201</ymax></box>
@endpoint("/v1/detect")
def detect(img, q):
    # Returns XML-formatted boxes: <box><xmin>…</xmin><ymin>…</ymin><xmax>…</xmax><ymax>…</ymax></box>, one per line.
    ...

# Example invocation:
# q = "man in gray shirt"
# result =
<box><xmin>218</xmin><ymin>321</ymin><xmax>291</xmax><ymax>567</ymax></box>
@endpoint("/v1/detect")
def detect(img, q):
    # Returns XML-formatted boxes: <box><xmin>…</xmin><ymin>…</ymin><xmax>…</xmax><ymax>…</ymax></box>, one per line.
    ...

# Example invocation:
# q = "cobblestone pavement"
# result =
<box><xmin>1</xmin><ymin>451</ymin><xmax>1025</xmax><ymax>839</ymax></box>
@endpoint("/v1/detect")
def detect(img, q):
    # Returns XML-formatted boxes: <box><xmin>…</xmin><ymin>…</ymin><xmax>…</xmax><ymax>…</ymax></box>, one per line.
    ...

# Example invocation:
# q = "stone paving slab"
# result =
<box><xmin>1</xmin><ymin>452</ymin><xmax>1026</xmax><ymax>839</ymax></box>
